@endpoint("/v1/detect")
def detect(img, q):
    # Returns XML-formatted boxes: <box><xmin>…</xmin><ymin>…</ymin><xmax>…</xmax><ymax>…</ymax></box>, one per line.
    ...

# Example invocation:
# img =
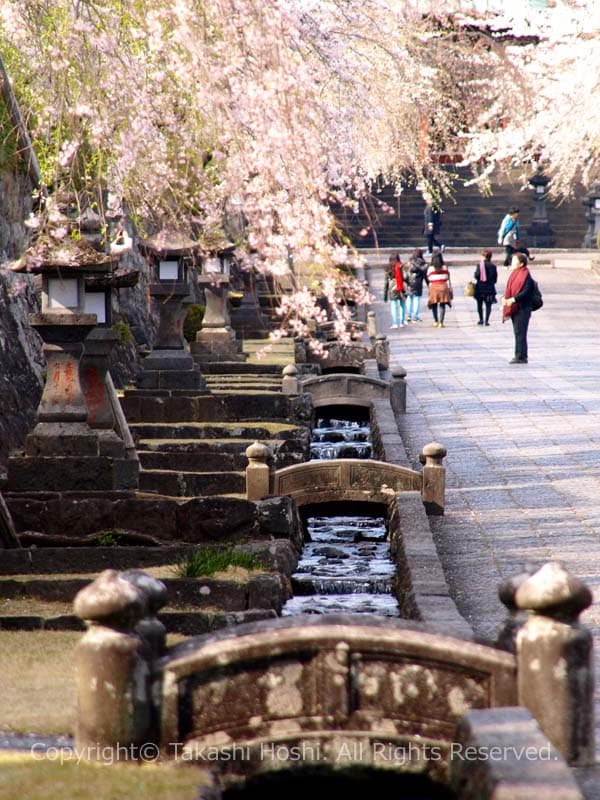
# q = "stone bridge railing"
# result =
<box><xmin>72</xmin><ymin>562</ymin><xmax>594</xmax><ymax>789</ymax></box>
<box><xmin>298</xmin><ymin>371</ymin><xmax>407</xmax><ymax>416</ymax></box>
<box><xmin>246</xmin><ymin>442</ymin><xmax>447</xmax><ymax>515</ymax></box>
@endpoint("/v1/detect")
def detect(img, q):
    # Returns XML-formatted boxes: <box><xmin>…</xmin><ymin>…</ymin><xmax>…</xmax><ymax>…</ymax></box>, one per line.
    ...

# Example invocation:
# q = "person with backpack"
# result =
<box><xmin>497</xmin><ymin>206</ymin><xmax>534</xmax><ymax>267</ymax></box>
<box><xmin>406</xmin><ymin>248</ymin><xmax>428</xmax><ymax>322</ymax></box>
<box><xmin>502</xmin><ymin>252</ymin><xmax>534</xmax><ymax>364</ymax></box>
<box><xmin>383</xmin><ymin>253</ymin><xmax>408</xmax><ymax>329</ymax></box>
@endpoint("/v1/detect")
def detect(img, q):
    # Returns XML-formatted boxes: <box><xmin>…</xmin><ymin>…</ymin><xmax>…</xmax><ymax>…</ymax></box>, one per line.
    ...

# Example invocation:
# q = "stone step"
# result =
<box><xmin>138</xmin><ymin>468</ymin><xmax>246</xmax><ymax>497</ymax></box>
<box><xmin>137</xmin><ymin>437</ymin><xmax>301</xmax><ymax>472</ymax></box>
<box><xmin>122</xmin><ymin>392</ymin><xmax>306</xmax><ymax>424</ymax></box>
<box><xmin>197</xmin><ymin>362</ymin><xmax>285</xmax><ymax>375</ymax></box>
<box><xmin>205</xmin><ymin>375</ymin><xmax>281</xmax><ymax>384</ymax></box>
<box><xmin>132</xmin><ymin>421</ymin><xmax>304</xmax><ymax>441</ymax></box>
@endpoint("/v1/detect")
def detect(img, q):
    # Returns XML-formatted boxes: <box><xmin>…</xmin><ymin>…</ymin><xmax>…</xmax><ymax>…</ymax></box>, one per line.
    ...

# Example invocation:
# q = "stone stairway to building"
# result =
<box><xmin>334</xmin><ymin>166</ymin><xmax>588</xmax><ymax>250</ymax></box>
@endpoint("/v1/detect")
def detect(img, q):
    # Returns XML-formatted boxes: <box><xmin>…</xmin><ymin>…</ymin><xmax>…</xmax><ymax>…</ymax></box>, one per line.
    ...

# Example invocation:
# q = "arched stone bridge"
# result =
<box><xmin>300</xmin><ymin>373</ymin><xmax>389</xmax><ymax>408</ymax></box>
<box><xmin>272</xmin><ymin>458</ymin><xmax>422</xmax><ymax>507</ymax></box>
<box><xmin>158</xmin><ymin>616</ymin><xmax>516</xmax><ymax>780</ymax></box>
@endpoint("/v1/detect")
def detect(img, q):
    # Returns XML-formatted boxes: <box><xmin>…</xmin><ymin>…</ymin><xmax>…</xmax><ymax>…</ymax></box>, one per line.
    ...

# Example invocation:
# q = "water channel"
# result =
<box><xmin>282</xmin><ymin>411</ymin><xmax>400</xmax><ymax>617</ymax></box>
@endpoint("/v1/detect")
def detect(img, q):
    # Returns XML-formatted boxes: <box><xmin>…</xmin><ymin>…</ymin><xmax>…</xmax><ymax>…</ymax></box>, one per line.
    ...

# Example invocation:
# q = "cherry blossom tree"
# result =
<box><xmin>1</xmin><ymin>0</ymin><xmax>591</xmax><ymax>339</ymax></box>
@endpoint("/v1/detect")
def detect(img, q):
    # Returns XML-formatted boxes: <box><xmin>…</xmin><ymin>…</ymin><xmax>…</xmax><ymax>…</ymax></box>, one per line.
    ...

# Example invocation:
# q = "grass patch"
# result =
<box><xmin>0</xmin><ymin>632</ymin><xmax>186</xmax><ymax>736</ymax></box>
<box><xmin>0</xmin><ymin>754</ymin><xmax>210</xmax><ymax>800</ymax></box>
<box><xmin>172</xmin><ymin>549</ymin><xmax>266</xmax><ymax>578</ymax></box>
<box><xmin>0</xmin><ymin>632</ymin><xmax>78</xmax><ymax>735</ymax></box>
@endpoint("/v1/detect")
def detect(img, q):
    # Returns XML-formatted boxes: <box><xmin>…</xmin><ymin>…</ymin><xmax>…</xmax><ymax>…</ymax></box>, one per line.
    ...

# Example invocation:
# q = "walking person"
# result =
<box><xmin>427</xmin><ymin>252</ymin><xmax>452</xmax><ymax>328</ymax></box>
<box><xmin>497</xmin><ymin>206</ymin><xmax>534</xmax><ymax>267</ymax></box>
<box><xmin>502</xmin><ymin>251</ymin><xmax>534</xmax><ymax>364</ymax></box>
<box><xmin>473</xmin><ymin>249</ymin><xmax>498</xmax><ymax>326</ymax></box>
<box><xmin>423</xmin><ymin>195</ymin><xmax>443</xmax><ymax>256</ymax></box>
<box><xmin>407</xmin><ymin>248</ymin><xmax>428</xmax><ymax>322</ymax></box>
<box><xmin>383</xmin><ymin>253</ymin><xmax>408</xmax><ymax>329</ymax></box>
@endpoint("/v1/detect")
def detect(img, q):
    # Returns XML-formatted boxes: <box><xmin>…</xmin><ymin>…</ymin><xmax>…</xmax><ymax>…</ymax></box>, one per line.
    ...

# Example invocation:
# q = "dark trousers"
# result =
<box><xmin>426</xmin><ymin>233</ymin><xmax>441</xmax><ymax>253</ymax></box>
<box><xmin>477</xmin><ymin>298</ymin><xmax>492</xmax><ymax>324</ymax></box>
<box><xmin>504</xmin><ymin>244</ymin><xmax>532</xmax><ymax>266</ymax></box>
<box><xmin>431</xmin><ymin>303</ymin><xmax>446</xmax><ymax>323</ymax></box>
<box><xmin>511</xmin><ymin>307</ymin><xmax>531</xmax><ymax>361</ymax></box>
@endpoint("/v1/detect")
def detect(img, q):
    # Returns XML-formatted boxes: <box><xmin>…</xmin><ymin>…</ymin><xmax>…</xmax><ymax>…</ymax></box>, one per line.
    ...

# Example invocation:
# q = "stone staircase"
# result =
<box><xmin>122</xmin><ymin>338</ymin><xmax>311</xmax><ymax>499</ymax></box>
<box><xmin>334</xmin><ymin>167</ymin><xmax>588</xmax><ymax>250</ymax></box>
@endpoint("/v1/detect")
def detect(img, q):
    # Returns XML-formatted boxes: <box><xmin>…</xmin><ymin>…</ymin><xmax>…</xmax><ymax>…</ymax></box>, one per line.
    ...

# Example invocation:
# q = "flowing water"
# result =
<box><xmin>282</xmin><ymin>415</ymin><xmax>399</xmax><ymax>617</ymax></box>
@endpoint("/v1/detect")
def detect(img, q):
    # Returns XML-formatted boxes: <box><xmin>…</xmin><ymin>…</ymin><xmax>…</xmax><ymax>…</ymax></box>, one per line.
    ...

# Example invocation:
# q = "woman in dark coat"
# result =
<box><xmin>502</xmin><ymin>252</ymin><xmax>534</xmax><ymax>364</ymax></box>
<box><xmin>473</xmin><ymin>249</ymin><xmax>498</xmax><ymax>326</ymax></box>
<box><xmin>407</xmin><ymin>248</ymin><xmax>428</xmax><ymax>322</ymax></box>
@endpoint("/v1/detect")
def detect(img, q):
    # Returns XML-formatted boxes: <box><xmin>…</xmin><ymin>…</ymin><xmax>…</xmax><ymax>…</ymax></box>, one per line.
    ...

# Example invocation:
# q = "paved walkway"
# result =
<box><xmin>370</xmin><ymin>257</ymin><xmax>600</xmax><ymax>791</ymax></box>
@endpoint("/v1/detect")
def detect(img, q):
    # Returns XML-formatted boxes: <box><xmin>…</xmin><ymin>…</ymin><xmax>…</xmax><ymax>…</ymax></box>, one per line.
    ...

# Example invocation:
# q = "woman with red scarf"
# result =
<box><xmin>383</xmin><ymin>254</ymin><xmax>407</xmax><ymax>329</ymax></box>
<box><xmin>502</xmin><ymin>252</ymin><xmax>534</xmax><ymax>364</ymax></box>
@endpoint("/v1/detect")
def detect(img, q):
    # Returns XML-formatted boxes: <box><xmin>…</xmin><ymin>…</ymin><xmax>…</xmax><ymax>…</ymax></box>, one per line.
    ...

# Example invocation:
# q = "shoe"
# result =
<box><xmin>477</xmin><ymin>321</ymin><xmax>483</xmax><ymax>325</ymax></box>
<box><xmin>440</xmin><ymin>244</ymin><xmax>445</xmax><ymax>253</ymax></box>
<box><xmin>529</xmin><ymin>255</ymin><xmax>535</xmax><ymax>261</ymax></box>
<box><xmin>485</xmin><ymin>322</ymin><xmax>490</xmax><ymax>326</ymax></box>
<box><xmin>432</xmin><ymin>322</ymin><xmax>439</xmax><ymax>327</ymax></box>
<box><xmin>439</xmin><ymin>322</ymin><xmax>445</xmax><ymax>327</ymax></box>
<box><xmin>406</xmin><ymin>316</ymin><xmax>412</xmax><ymax>322</ymax></box>
<box><xmin>425</xmin><ymin>251</ymin><xmax>433</xmax><ymax>257</ymax></box>
<box><xmin>509</xmin><ymin>357</ymin><xmax>528</xmax><ymax>364</ymax></box>
<box><xmin>414</xmin><ymin>317</ymin><xmax>421</xmax><ymax>322</ymax></box>
<box><xmin>390</xmin><ymin>324</ymin><xmax>398</xmax><ymax>329</ymax></box>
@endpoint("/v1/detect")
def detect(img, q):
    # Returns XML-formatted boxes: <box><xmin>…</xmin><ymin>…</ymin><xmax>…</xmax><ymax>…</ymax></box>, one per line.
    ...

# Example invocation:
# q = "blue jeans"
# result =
<box><xmin>407</xmin><ymin>294</ymin><xmax>421</xmax><ymax>320</ymax></box>
<box><xmin>390</xmin><ymin>298</ymin><xmax>406</xmax><ymax>326</ymax></box>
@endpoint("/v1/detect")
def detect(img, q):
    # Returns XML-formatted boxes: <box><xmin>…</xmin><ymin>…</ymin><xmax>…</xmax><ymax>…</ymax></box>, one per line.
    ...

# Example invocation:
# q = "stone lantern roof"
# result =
<box><xmin>11</xmin><ymin>231</ymin><xmax>119</xmax><ymax>274</ymax></box>
<box><xmin>139</xmin><ymin>228</ymin><xmax>201</xmax><ymax>258</ymax></box>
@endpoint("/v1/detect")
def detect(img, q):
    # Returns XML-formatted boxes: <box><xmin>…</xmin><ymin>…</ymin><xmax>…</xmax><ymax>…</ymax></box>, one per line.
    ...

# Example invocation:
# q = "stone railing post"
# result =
<box><xmin>73</xmin><ymin>570</ymin><xmax>151</xmax><ymax>760</ymax></box>
<box><xmin>281</xmin><ymin>364</ymin><xmax>299</xmax><ymax>395</ymax></box>
<box><xmin>245</xmin><ymin>441</ymin><xmax>273</xmax><ymax>500</ymax></box>
<box><xmin>367</xmin><ymin>311</ymin><xmax>377</xmax><ymax>341</ymax></box>
<box><xmin>515</xmin><ymin>562</ymin><xmax>594</xmax><ymax>766</ymax></box>
<box><xmin>122</xmin><ymin>569</ymin><xmax>168</xmax><ymax>659</ymax></box>
<box><xmin>375</xmin><ymin>334</ymin><xmax>389</xmax><ymax>371</ymax></box>
<box><xmin>421</xmin><ymin>442</ymin><xmax>446</xmax><ymax>515</ymax></box>
<box><xmin>389</xmin><ymin>366</ymin><xmax>407</xmax><ymax>414</ymax></box>
<box><xmin>494</xmin><ymin>571</ymin><xmax>532</xmax><ymax>653</ymax></box>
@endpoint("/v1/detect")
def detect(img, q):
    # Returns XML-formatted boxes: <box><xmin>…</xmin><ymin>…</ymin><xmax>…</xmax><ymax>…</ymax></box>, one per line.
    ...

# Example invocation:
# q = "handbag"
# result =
<box><xmin>531</xmin><ymin>280</ymin><xmax>543</xmax><ymax>311</ymax></box>
<box><xmin>464</xmin><ymin>281</ymin><xmax>476</xmax><ymax>298</ymax></box>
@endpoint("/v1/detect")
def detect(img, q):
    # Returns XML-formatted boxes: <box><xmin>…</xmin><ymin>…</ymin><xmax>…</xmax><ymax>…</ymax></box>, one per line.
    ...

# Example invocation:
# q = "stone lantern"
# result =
<box><xmin>191</xmin><ymin>245</ymin><xmax>245</xmax><ymax>362</ymax></box>
<box><xmin>581</xmin><ymin>183</ymin><xmax>600</xmax><ymax>248</ymax></box>
<box><xmin>526</xmin><ymin>169</ymin><xmax>555</xmax><ymax>248</ymax></box>
<box><xmin>7</xmin><ymin>234</ymin><xmax>137</xmax><ymax>491</ymax></box>
<box><xmin>137</xmin><ymin>230</ymin><xmax>205</xmax><ymax>391</ymax></box>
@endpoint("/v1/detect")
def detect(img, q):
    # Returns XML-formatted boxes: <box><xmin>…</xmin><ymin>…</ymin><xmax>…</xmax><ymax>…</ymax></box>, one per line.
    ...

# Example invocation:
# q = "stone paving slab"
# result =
<box><xmin>369</xmin><ymin>257</ymin><xmax>600</xmax><ymax>786</ymax></box>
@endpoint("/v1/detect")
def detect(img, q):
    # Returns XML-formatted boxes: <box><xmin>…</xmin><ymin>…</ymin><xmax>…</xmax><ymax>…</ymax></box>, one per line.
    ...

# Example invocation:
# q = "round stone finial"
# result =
<box><xmin>282</xmin><ymin>364</ymin><xmax>298</xmax><ymax>377</ymax></box>
<box><xmin>515</xmin><ymin>561</ymin><xmax>593</xmax><ymax>620</ymax></box>
<box><xmin>121</xmin><ymin>569</ymin><xmax>168</xmax><ymax>614</ymax></box>
<box><xmin>245</xmin><ymin>441</ymin><xmax>272</xmax><ymax>462</ymax></box>
<box><xmin>391</xmin><ymin>365</ymin><xmax>407</xmax><ymax>379</ymax></box>
<box><xmin>422</xmin><ymin>442</ymin><xmax>447</xmax><ymax>460</ymax></box>
<box><xmin>73</xmin><ymin>569</ymin><xmax>145</xmax><ymax>627</ymax></box>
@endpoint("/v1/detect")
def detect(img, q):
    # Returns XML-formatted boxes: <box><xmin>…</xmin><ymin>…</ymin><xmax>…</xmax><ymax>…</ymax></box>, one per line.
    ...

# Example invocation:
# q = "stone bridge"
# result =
<box><xmin>300</xmin><ymin>373</ymin><xmax>390</xmax><ymax>408</ymax></box>
<box><xmin>265</xmin><ymin>448</ymin><xmax>446</xmax><ymax>514</ymax></box>
<box><xmin>158</xmin><ymin>615</ymin><xmax>516</xmax><ymax>780</ymax></box>
<box><xmin>272</xmin><ymin>459</ymin><xmax>421</xmax><ymax>506</ymax></box>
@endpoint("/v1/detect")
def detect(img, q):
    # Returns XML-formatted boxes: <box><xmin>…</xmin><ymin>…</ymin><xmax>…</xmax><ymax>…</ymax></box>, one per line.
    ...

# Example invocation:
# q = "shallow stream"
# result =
<box><xmin>282</xmin><ymin>415</ymin><xmax>399</xmax><ymax>617</ymax></box>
